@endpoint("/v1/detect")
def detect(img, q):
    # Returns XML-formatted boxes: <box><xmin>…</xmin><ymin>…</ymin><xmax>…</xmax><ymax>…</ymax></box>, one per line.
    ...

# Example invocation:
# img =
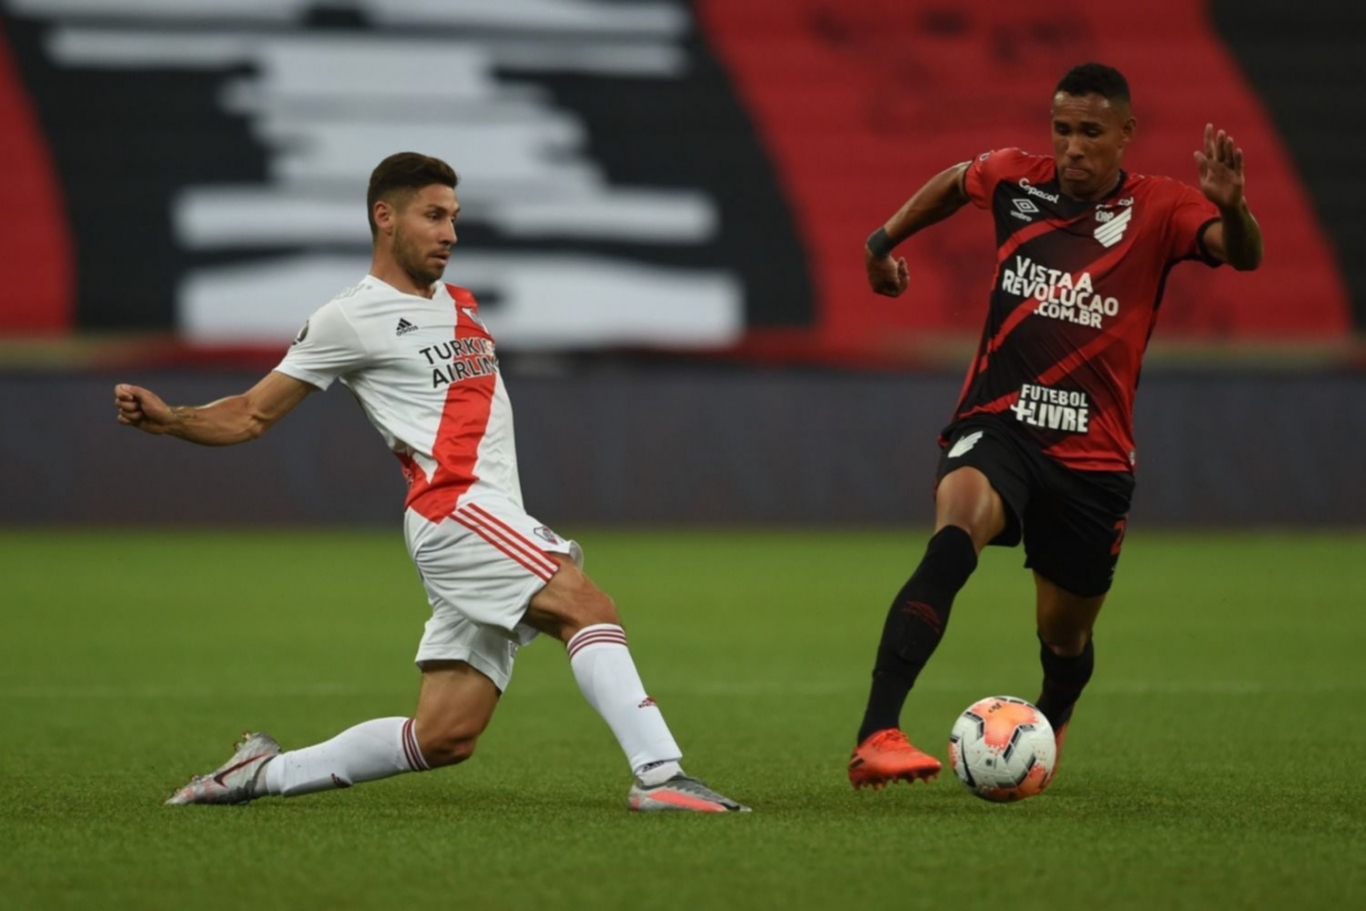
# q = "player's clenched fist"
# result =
<box><xmin>114</xmin><ymin>383</ymin><xmax>173</xmax><ymax>434</ymax></box>
<box><xmin>866</xmin><ymin>249</ymin><xmax>910</xmax><ymax>298</ymax></box>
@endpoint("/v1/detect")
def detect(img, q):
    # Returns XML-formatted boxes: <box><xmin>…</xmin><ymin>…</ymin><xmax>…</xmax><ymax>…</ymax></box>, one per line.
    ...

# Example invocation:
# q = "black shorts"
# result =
<box><xmin>935</xmin><ymin>418</ymin><xmax>1135</xmax><ymax>597</ymax></box>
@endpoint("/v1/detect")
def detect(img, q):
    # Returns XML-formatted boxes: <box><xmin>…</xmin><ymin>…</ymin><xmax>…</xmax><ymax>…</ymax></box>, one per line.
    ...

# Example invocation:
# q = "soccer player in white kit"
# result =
<box><xmin>114</xmin><ymin>152</ymin><xmax>748</xmax><ymax>813</ymax></box>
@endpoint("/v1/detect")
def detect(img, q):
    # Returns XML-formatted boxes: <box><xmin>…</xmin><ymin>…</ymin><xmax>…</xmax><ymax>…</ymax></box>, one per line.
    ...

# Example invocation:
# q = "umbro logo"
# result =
<box><xmin>1010</xmin><ymin>198</ymin><xmax>1039</xmax><ymax>222</ymax></box>
<box><xmin>395</xmin><ymin>318</ymin><xmax>418</xmax><ymax>336</ymax></box>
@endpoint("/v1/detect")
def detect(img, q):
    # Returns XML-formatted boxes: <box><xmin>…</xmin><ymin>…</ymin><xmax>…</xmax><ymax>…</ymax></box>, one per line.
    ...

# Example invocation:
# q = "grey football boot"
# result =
<box><xmin>628</xmin><ymin>773</ymin><xmax>751</xmax><ymax>813</ymax></box>
<box><xmin>165</xmin><ymin>732</ymin><xmax>280</xmax><ymax>805</ymax></box>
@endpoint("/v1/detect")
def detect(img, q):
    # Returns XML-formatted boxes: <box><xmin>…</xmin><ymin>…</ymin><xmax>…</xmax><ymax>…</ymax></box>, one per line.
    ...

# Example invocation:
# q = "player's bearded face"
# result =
<box><xmin>1051</xmin><ymin>92</ymin><xmax>1135</xmax><ymax>200</ymax></box>
<box><xmin>391</xmin><ymin>185</ymin><xmax>459</xmax><ymax>286</ymax></box>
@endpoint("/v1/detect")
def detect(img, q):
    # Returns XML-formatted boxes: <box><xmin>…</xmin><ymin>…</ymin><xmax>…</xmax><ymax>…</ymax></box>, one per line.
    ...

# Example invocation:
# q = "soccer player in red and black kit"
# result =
<box><xmin>847</xmin><ymin>63</ymin><xmax>1263</xmax><ymax>789</ymax></box>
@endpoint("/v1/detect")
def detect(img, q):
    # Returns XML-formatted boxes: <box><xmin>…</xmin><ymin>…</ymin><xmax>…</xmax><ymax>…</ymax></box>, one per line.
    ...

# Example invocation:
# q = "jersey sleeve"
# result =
<box><xmin>963</xmin><ymin>148</ymin><xmax>1026</xmax><ymax>209</ymax></box>
<box><xmin>274</xmin><ymin>301</ymin><xmax>370</xmax><ymax>391</ymax></box>
<box><xmin>1165</xmin><ymin>181</ymin><xmax>1223</xmax><ymax>266</ymax></box>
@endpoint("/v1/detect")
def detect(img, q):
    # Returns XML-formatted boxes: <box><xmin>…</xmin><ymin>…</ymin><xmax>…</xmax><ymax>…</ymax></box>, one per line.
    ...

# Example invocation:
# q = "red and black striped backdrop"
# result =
<box><xmin>0</xmin><ymin>0</ymin><xmax>1356</xmax><ymax>359</ymax></box>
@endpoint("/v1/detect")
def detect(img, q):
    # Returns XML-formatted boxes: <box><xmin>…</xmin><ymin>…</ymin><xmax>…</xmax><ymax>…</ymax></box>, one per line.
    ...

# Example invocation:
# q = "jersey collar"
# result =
<box><xmin>1048</xmin><ymin>166</ymin><xmax>1129</xmax><ymax>215</ymax></box>
<box><xmin>365</xmin><ymin>274</ymin><xmax>448</xmax><ymax>302</ymax></box>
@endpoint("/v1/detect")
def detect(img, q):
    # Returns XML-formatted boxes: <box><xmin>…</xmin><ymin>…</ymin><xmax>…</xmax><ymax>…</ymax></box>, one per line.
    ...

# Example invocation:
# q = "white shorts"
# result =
<box><xmin>404</xmin><ymin>496</ymin><xmax>582</xmax><ymax>692</ymax></box>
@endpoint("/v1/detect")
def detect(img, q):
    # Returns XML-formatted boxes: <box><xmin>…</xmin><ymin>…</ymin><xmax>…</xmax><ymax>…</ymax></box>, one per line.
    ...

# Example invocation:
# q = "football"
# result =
<box><xmin>948</xmin><ymin>696</ymin><xmax>1057</xmax><ymax>802</ymax></box>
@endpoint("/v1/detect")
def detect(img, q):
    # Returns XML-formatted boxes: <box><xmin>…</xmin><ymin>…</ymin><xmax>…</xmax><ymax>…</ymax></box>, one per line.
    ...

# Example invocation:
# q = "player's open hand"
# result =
<box><xmin>114</xmin><ymin>383</ymin><xmax>174</xmax><ymax>434</ymax></box>
<box><xmin>1194</xmin><ymin>123</ymin><xmax>1245</xmax><ymax>211</ymax></box>
<box><xmin>866</xmin><ymin>248</ymin><xmax>910</xmax><ymax>297</ymax></box>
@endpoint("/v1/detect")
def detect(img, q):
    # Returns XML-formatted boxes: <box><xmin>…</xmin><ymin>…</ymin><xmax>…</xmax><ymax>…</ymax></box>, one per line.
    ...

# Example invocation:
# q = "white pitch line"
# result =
<box><xmin>0</xmin><ymin>683</ymin><xmax>395</xmax><ymax>700</ymax></box>
<box><xmin>1</xmin><ymin>680</ymin><xmax>1361</xmax><ymax>699</ymax></box>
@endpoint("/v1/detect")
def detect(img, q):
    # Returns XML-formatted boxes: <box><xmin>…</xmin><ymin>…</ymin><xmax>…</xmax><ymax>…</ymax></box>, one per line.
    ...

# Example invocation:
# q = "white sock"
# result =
<box><xmin>567</xmin><ymin>624</ymin><xmax>683</xmax><ymax>778</ymax></box>
<box><xmin>262</xmin><ymin>717</ymin><xmax>429</xmax><ymax>797</ymax></box>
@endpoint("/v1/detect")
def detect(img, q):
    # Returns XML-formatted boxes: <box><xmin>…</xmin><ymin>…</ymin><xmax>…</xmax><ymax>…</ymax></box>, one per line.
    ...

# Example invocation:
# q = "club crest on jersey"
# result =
<box><xmin>532</xmin><ymin>525</ymin><xmax>560</xmax><ymax>544</ymax></box>
<box><xmin>292</xmin><ymin>320</ymin><xmax>309</xmax><ymax>346</ymax></box>
<box><xmin>461</xmin><ymin>307</ymin><xmax>488</xmax><ymax>331</ymax></box>
<box><xmin>1093</xmin><ymin>205</ymin><xmax>1133</xmax><ymax>247</ymax></box>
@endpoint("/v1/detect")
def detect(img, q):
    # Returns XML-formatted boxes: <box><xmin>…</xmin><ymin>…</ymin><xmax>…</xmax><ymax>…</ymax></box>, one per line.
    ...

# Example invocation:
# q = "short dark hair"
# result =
<box><xmin>366</xmin><ymin>152</ymin><xmax>459</xmax><ymax>238</ymax></box>
<box><xmin>1055</xmin><ymin>63</ymin><xmax>1131</xmax><ymax>107</ymax></box>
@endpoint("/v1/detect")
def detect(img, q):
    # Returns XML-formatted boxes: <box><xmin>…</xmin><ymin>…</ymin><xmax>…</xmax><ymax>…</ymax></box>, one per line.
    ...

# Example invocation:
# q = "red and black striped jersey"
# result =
<box><xmin>950</xmin><ymin>148</ymin><xmax>1222</xmax><ymax>472</ymax></box>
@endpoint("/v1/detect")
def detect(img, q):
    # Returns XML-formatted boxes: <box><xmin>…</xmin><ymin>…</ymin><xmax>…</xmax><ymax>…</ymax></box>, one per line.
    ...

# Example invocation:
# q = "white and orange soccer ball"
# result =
<box><xmin>948</xmin><ymin>696</ymin><xmax>1056</xmax><ymax>802</ymax></box>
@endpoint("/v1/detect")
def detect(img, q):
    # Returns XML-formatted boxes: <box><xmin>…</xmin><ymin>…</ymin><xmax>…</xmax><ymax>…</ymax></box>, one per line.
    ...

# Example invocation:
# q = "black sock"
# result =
<box><xmin>857</xmin><ymin>526</ymin><xmax>978</xmax><ymax>744</ymax></box>
<box><xmin>1035</xmin><ymin>633</ymin><xmax>1094</xmax><ymax>730</ymax></box>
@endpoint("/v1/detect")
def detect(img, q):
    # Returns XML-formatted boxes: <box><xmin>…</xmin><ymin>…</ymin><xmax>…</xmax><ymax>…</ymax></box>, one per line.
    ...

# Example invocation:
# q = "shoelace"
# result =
<box><xmin>666</xmin><ymin>776</ymin><xmax>726</xmax><ymax>801</ymax></box>
<box><xmin>868</xmin><ymin>730</ymin><xmax>912</xmax><ymax>751</ymax></box>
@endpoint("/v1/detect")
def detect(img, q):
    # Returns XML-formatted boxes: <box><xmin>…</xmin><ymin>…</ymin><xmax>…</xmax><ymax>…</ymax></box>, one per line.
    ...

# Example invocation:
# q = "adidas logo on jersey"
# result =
<box><xmin>395</xmin><ymin>318</ymin><xmax>418</xmax><ymax>336</ymax></box>
<box><xmin>1093</xmin><ymin>206</ymin><xmax>1133</xmax><ymax>247</ymax></box>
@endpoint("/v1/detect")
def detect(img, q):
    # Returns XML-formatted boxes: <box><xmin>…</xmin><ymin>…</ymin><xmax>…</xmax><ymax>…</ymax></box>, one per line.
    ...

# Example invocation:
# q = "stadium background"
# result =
<box><xmin>3</xmin><ymin>4</ymin><xmax>1365</xmax><ymax>910</ymax></box>
<box><xmin>2</xmin><ymin>0</ymin><xmax>1362</xmax><ymax>526</ymax></box>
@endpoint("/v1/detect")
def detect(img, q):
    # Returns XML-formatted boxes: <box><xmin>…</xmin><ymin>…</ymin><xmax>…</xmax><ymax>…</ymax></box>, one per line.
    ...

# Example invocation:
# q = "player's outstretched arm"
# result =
<box><xmin>114</xmin><ymin>371</ymin><xmax>315</xmax><ymax>446</ymax></box>
<box><xmin>1194</xmin><ymin>123</ymin><xmax>1263</xmax><ymax>271</ymax></box>
<box><xmin>865</xmin><ymin>162</ymin><xmax>972</xmax><ymax>297</ymax></box>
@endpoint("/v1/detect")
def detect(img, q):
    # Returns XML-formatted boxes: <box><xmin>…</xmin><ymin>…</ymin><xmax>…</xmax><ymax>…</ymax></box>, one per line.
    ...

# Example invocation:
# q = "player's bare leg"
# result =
<box><xmin>411</xmin><ymin>661</ymin><xmax>501</xmax><ymax>767</ymax></box>
<box><xmin>850</xmin><ymin>467</ymin><xmax>1005</xmax><ymax>789</ymax></box>
<box><xmin>1033</xmin><ymin>572</ymin><xmax>1106</xmax><ymax>784</ymax></box>
<box><xmin>165</xmin><ymin>662</ymin><xmax>498</xmax><ymax>805</ymax></box>
<box><xmin>524</xmin><ymin>556</ymin><xmax>749</xmax><ymax>812</ymax></box>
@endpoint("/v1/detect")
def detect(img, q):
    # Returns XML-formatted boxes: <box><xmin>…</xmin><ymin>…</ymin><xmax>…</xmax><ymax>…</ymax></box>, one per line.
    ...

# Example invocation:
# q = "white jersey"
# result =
<box><xmin>276</xmin><ymin>274</ymin><xmax>522</xmax><ymax>520</ymax></box>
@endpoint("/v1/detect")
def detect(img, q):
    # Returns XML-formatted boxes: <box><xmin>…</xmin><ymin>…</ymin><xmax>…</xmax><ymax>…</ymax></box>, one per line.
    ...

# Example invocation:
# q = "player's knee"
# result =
<box><xmin>582</xmin><ymin>589</ymin><xmax>619</xmax><ymax>626</ymax></box>
<box><xmin>935</xmin><ymin>470</ymin><xmax>1006</xmax><ymax>549</ymax></box>
<box><xmin>555</xmin><ymin>573</ymin><xmax>619</xmax><ymax>625</ymax></box>
<box><xmin>419</xmin><ymin>729</ymin><xmax>480</xmax><ymax>768</ymax></box>
<box><xmin>527</xmin><ymin>567</ymin><xmax>620</xmax><ymax>640</ymax></box>
<box><xmin>1039</xmin><ymin>628</ymin><xmax>1090</xmax><ymax>658</ymax></box>
<box><xmin>557</xmin><ymin>588</ymin><xmax>618</xmax><ymax>636</ymax></box>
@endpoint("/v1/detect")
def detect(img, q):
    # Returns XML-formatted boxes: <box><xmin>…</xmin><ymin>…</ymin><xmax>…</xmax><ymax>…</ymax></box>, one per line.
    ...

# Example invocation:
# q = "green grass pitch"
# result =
<box><xmin>1</xmin><ymin>528</ymin><xmax>1363</xmax><ymax>910</ymax></box>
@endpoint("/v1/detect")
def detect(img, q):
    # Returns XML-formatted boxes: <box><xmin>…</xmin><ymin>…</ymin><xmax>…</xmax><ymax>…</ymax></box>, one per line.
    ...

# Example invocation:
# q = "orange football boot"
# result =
<box><xmin>848</xmin><ymin>729</ymin><xmax>942</xmax><ymax>790</ymax></box>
